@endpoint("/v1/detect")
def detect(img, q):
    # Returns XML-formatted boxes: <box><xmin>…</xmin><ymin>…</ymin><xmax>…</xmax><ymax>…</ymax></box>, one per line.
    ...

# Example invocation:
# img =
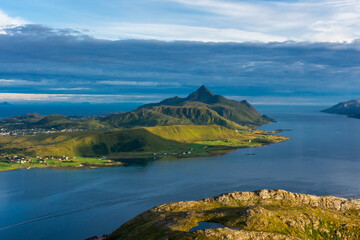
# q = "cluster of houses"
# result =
<box><xmin>153</xmin><ymin>148</ymin><xmax>195</xmax><ymax>158</ymax></box>
<box><xmin>0</xmin><ymin>153</ymin><xmax>76</xmax><ymax>164</ymax></box>
<box><xmin>0</xmin><ymin>154</ymin><xmax>33</xmax><ymax>164</ymax></box>
<box><xmin>51</xmin><ymin>156</ymin><xmax>77</xmax><ymax>162</ymax></box>
<box><xmin>0</xmin><ymin>128</ymin><xmax>82</xmax><ymax>136</ymax></box>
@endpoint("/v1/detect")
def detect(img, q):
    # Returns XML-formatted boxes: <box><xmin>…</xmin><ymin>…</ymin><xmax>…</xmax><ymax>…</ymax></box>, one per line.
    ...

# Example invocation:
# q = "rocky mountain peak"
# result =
<box><xmin>185</xmin><ymin>85</ymin><xmax>215</xmax><ymax>102</ymax></box>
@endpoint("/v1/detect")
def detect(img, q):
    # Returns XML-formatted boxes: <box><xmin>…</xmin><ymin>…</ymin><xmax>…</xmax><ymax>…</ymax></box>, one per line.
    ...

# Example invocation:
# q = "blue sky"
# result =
<box><xmin>2</xmin><ymin>0</ymin><xmax>360</xmax><ymax>42</ymax></box>
<box><xmin>0</xmin><ymin>0</ymin><xmax>360</xmax><ymax>105</ymax></box>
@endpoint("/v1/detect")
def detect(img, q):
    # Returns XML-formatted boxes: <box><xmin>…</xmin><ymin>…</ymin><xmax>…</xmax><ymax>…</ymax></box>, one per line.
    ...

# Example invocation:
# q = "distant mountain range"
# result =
<box><xmin>0</xmin><ymin>102</ymin><xmax>11</xmax><ymax>106</ymax></box>
<box><xmin>0</xmin><ymin>112</ymin><xmax>104</xmax><ymax>130</ymax></box>
<box><xmin>104</xmin><ymin>85</ymin><xmax>273</xmax><ymax>129</ymax></box>
<box><xmin>0</xmin><ymin>86</ymin><xmax>273</xmax><ymax>130</ymax></box>
<box><xmin>323</xmin><ymin>99</ymin><xmax>360</xmax><ymax>119</ymax></box>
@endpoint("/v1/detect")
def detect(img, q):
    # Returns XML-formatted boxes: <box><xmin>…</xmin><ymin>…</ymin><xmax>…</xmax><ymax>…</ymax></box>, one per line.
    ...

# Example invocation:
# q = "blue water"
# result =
<box><xmin>1</xmin><ymin>105</ymin><xmax>360</xmax><ymax>240</ymax></box>
<box><xmin>189</xmin><ymin>222</ymin><xmax>232</xmax><ymax>232</ymax></box>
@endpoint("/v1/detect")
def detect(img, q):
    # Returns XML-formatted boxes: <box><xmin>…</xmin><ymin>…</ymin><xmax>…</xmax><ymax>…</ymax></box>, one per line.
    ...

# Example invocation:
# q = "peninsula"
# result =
<box><xmin>0</xmin><ymin>86</ymin><xmax>288</xmax><ymax>171</ymax></box>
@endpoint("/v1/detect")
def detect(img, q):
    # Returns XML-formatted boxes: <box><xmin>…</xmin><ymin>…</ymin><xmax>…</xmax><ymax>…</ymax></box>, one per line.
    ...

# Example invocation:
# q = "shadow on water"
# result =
<box><xmin>189</xmin><ymin>222</ymin><xmax>241</xmax><ymax>232</ymax></box>
<box><xmin>112</xmin><ymin>157</ymin><xmax>157</xmax><ymax>167</ymax></box>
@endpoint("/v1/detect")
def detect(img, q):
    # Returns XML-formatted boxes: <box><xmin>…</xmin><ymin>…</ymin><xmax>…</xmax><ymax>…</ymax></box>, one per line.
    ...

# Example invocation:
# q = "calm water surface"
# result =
<box><xmin>1</xmin><ymin>105</ymin><xmax>360</xmax><ymax>240</ymax></box>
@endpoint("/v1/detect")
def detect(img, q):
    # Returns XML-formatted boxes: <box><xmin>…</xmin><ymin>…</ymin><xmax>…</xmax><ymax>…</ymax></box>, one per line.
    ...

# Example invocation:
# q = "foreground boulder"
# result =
<box><xmin>108</xmin><ymin>189</ymin><xmax>360</xmax><ymax>240</ymax></box>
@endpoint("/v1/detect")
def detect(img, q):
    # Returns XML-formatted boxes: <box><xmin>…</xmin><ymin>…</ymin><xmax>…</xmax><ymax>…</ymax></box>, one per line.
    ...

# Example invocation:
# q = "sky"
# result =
<box><xmin>0</xmin><ymin>0</ymin><xmax>360</xmax><ymax>105</ymax></box>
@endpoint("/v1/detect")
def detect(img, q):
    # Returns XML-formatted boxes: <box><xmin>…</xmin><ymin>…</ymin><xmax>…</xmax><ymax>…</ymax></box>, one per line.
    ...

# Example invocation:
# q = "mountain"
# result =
<box><xmin>1</xmin><ymin>86</ymin><xmax>273</xmax><ymax>131</ymax></box>
<box><xmin>103</xmin><ymin>85</ymin><xmax>273</xmax><ymax>129</ymax></box>
<box><xmin>108</xmin><ymin>189</ymin><xmax>360</xmax><ymax>240</ymax></box>
<box><xmin>322</xmin><ymin>99</ymin><xmax>360</xmax><ymax>118</ymax></box>
<box><xmin>0</xmin><ymin>113</ymin><xmax>105</xmax><ymax>130</ymax></box>
<box><xmin>5</xmin><ymin>113</ymin><xmax>45</xmax><ymax>123</ymax></box>
<box><xmin>0</xmin><ymin>102</ymin><xmax>11</xmax><ymax>106</ymax></box>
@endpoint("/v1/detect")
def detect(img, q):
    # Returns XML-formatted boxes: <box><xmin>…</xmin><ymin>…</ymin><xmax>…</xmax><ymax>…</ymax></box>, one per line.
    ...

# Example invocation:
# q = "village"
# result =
<box><xmin>0</xmin><ymin>153</ymin><xmax>77</xmax><ymax>165</ymax></box>
<box><xmin>0</xmin><ymin>127</ymin><xmax>82</xmax><ymax>136</ymax></box>
<box><xmin>154</xmin><ymin>148</ymin><xmax>194</xmax><ymax>158</ymax></box>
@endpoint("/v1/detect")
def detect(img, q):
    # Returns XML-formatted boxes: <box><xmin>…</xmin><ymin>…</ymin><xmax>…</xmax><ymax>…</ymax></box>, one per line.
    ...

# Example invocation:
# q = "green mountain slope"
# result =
<box><xmin>104</xmin><ymin>106</ymin><xmax>244</xmax><ymax>130</ymax></box>
<box><xmin>0</xmin><ymin>113</ymin><xmax>105</xmax><ymax>130</ymax></box>
<box><xmin>145</xmin><ymin>125</ymin><xmax>245</xmax><ymax>143</ymax></box>
<box><xmin>0</xmin><ymin>128</ymin><xmax>183</xmax><ymax>157</ymax></box>
<box><xmin>0</xmin><ymin>125</ymin><xmax>287</xmax><ymax>158</ymax></box>
<box><xmin>103</xmin><ymin>86</ymin><xmax>272</xmax><ymax>129</ymax></box>
<box><xmin>5</xmin><ymin>113</ymin><xmax>45</xmax><ymax>123</ymax></box>
<box><xmin>1</xmin><ymin>86</ymin><xmax>272</xmax><ymax>131</ymax></box>
<box><xmin>108</xmin><ymin>189</ymin><xmax>360</xmax><ymax>240</ymax></box>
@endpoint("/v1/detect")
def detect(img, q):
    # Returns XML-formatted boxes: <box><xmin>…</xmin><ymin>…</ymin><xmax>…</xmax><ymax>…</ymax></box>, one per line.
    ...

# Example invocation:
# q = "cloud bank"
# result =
<box><xmin>170</xmin><ymin>0</ymin><xmax>360</xmax><ymax>42</ymax></box>
<box><xmin>0</xmin><ymin>24</ymin><xmax>360</xmax><ymax>104</ymax></box>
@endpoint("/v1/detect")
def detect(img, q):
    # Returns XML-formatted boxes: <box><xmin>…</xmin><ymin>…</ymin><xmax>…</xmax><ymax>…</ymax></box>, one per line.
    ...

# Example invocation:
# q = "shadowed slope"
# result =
<box><xmin>0</xmin><ymin>125</ymin><xmax>287</xmax><ymax>158</ymax></box>
<box><xmin>323</xmin><ymin>99</ymin><xmax>360</xmax><ymax>119</ymax></box>
<box><xmin>104</xmin><ymin>106</ymin><xmax>244</xmax><ymax>129</ymax></box>
<box><xmin>103</xmin><ymin>86</ymin><xmax>272</xmax><ymax>129</ymax></box>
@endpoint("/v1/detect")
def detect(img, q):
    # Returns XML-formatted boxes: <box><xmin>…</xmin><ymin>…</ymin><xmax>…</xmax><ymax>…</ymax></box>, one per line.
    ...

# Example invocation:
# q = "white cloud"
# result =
<box><xmin>170</xmin><ymin>0</ymin><xmax>360</xmax><ymax>42</ymax></box>
<box><xmin>48</xmin><ymin>88</ymin><xmax>90</xmax><ymax>91</ymax></box>
<box><xmin>0</xmin><ymin>9</ymin><xmax>27</xmax><ymax>33</ymax></box>
<box><xmin>2</xmin><ymin>1</ymin><xmax>360</xmax><ymax>43</ymax></box>
<box><xmin>0</xmin><ymin>93</ymin><xmax>171</xmax><ymax>103</ymax></box>
<box><xmin>0</xmin><ymin>79</ymin><xmax>44</xmax><ymax>85</ymax></box>
<box><xmin>89</xmin><ymin>23</ymin><xmax>287</xmax><ymax>42</ymax></box>
<box><xmin>97</xmin><ymin>80</ymin><xmax>182</xmax><ymax>87</ymax></box>
<box><xmin>226</xmin><ymin>95</ymin><xmax>335</xmax><ymax>105</ymax></box>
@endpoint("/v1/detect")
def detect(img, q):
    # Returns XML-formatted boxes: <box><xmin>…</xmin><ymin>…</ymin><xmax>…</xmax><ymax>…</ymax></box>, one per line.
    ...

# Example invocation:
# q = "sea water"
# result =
<box><xmin>0</xmin><ymin>105</ymin><xmax>360</xmax><ymax>240</ymax></box>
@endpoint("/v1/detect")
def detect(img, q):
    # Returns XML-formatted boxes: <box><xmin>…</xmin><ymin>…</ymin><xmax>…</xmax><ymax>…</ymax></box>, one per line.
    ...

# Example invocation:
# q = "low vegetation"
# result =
<box><xmin>0</xmin><ymin>156</ymin><xmax>123</xmax><ymax>172</ymax></box>
<box><xmin>108</xmin><ymin>189</ymin><xmax>360</xmax><ymax>240</ymax></box>
<box><xmin>0</xmin><ymin>125</ymin><xmax>288</xmax><ymax>171</ymax></box>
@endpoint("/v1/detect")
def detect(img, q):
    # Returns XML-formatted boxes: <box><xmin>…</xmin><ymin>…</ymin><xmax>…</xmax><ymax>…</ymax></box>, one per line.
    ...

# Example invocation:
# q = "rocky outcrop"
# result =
<box><xmin>212</xmin><ymin>189</ymin><xmax>360</xmax><ymax>212</ymax></box>
<box><xmin>108</xmin><ymin>189</ymin><xmax>360</xmax><ymax>240</ymax></box>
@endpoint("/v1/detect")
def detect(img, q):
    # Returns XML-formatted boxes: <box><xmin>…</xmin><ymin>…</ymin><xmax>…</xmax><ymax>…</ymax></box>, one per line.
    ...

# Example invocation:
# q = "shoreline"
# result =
<box><xmin>0</xmin><ymin>137</ymin><xmax>289</xmax><ymax>172</ymax></box>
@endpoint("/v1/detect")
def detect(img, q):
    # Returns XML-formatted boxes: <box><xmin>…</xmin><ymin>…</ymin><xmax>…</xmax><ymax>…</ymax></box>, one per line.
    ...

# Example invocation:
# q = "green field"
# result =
<box><xmin>0</xmin><ymin>125</ymin><xmax>288</xmax><ymax>171</ymax></box>
<box><xmin>0</xmin><ymin>156</ymin><xmax>123</xmax><ymax>172</ymax></box>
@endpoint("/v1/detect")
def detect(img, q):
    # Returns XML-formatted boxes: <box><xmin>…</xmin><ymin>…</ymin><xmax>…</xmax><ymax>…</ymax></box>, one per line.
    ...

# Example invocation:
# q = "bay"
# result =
<box><xmin>1</xmin><ymin>105</ymin><xmax>360</xmax><ymax>240</ymax></box>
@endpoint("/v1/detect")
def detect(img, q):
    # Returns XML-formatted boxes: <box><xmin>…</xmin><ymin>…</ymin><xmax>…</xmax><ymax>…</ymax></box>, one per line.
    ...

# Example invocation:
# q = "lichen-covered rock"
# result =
<box><xmin>107</xmin><ymin>190</ymin><xmax>360</xmax><ymax>240</ymax></box>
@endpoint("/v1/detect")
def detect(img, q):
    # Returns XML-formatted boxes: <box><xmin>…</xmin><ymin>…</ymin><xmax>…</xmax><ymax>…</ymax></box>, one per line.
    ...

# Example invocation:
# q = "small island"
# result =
<box><xmin>108</xmin><ymin>189</ymin><xmax>360</xmax><ymax>240</ymax></box>
<box><xmin>0</xmin><ymin>86</ymin><xmax>288</xmax><ymax>171</ymax></box>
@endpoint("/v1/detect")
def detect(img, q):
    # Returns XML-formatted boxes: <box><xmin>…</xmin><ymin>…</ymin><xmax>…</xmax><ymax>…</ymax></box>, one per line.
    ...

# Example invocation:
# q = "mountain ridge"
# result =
<box><xmin>323</xmin><ymin>99</ymin><xmax>360</xmax><ymax>119</ymax></box>
<box><xmin>0</xmin><ymin>101</ymin><xmax>11</xmax><ymax>106</ymax></box>
<box><xmin>0</xmin><ymin>86</ymin><xmax>273</xmax><ymax>131</ymax></box>
<box><xmin>104</xmin><ymin>86</ymin><xmax>273</xmax><ymax>129</ymax></box>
